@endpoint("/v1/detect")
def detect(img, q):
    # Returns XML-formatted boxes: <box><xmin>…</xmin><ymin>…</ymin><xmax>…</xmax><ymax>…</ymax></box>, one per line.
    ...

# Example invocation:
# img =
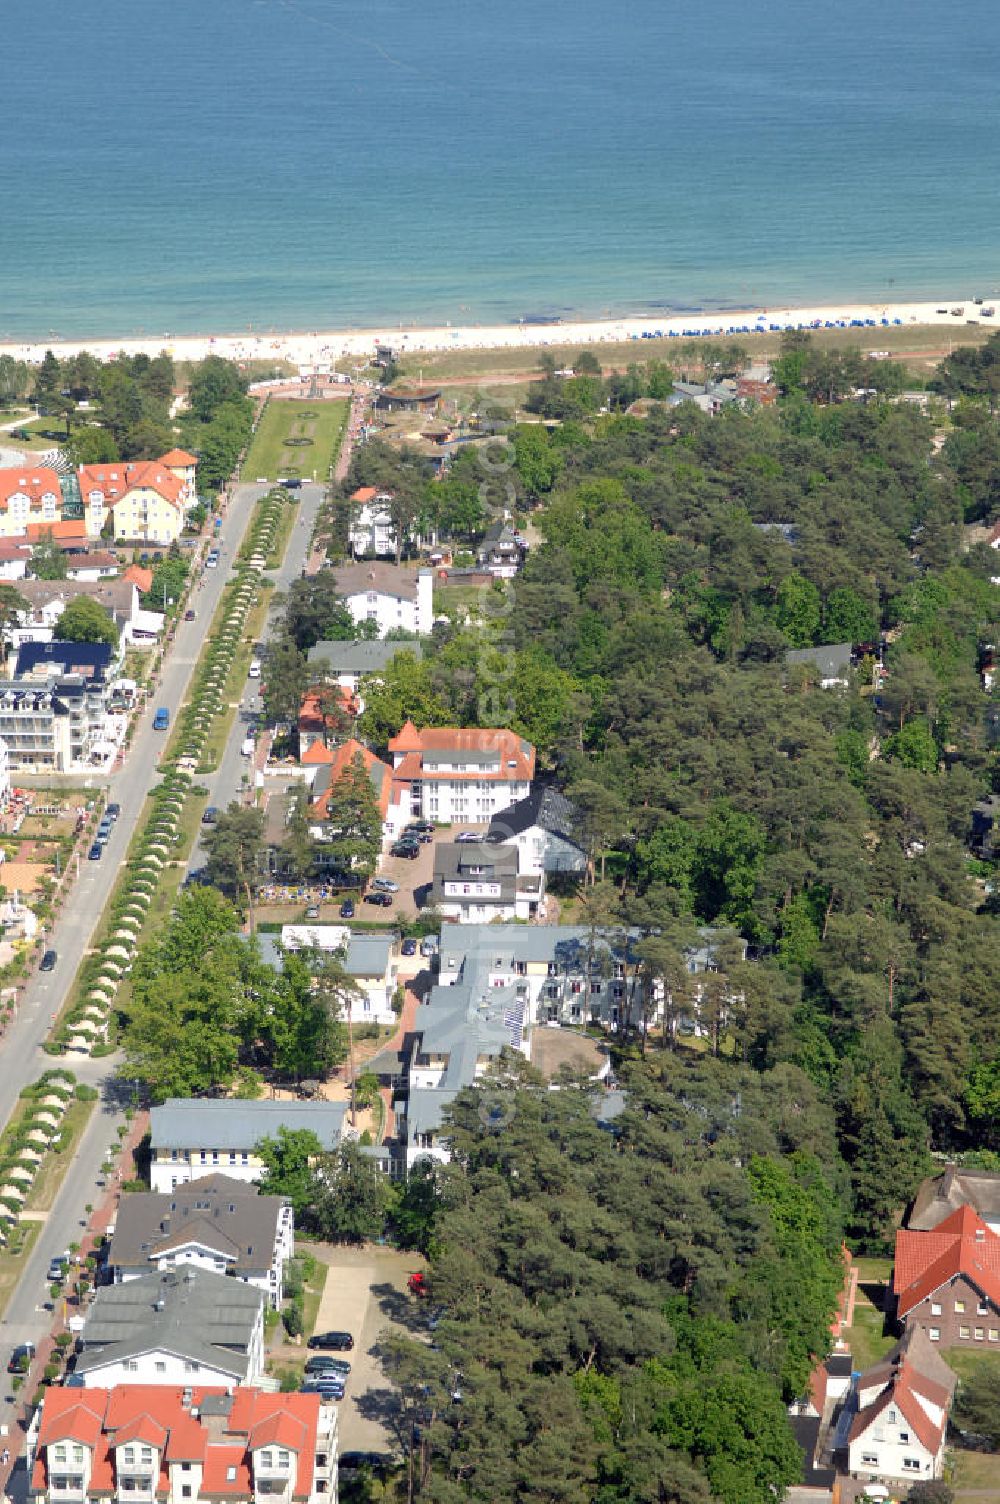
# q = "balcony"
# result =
<box><xmin>49</xmin><ymin>1479</ymin><xmax>86</xmax><ymax>1499</ymax></box>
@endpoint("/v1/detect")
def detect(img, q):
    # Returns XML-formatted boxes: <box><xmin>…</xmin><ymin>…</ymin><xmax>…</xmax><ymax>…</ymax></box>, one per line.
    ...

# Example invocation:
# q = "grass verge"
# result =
<box><xmin>24</xmin><ymin>1098</ymin><xmax>95</xmax><ymax>1214</ymax></box>
<box><xmin>197</xmin><ymin>586</ymin><xmax>271</xmax><ymax>771</ymax></box>
<box><xmin>0</xmin><ymin>1219</ymin><xmax>41</xmax><ymax>1315</ymax></box>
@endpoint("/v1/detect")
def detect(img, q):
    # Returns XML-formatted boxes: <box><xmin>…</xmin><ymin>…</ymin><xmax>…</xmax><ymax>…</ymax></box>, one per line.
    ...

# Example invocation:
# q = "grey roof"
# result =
<box><xmin>108</xmin><ymin>1175</ymin><xmax>285</xmax><ymax>1277</ymax></box>
<box><xmin>908</xmin><ymin>1164</ymin><xmax>1000</xmax><ymax>1230</ymax></box>
<box><xmin>786</xmin><ymin>642</ymin><xmax>852</xmax><ymax>678</ymax></box>
<box><xmin>76</xmin><ymin>1268</ymin><xmax>262</xmax><ymax>1379</ymax></box>
<box><xmin>258</xmin><ymin>931</ymin><xmax>391</xmax><ymax>980</ymax></box>
<box><xmin>16</xmin><ymin>578</ymin><xmax>134</xmax><ymax>619</ymax></box>
<box><xmin>406</xmin><ymin>1088</ymin><xmax>460</xmax><ymax>1141</ymax></box>
<box><xmin>307</xmin><ymin>638</ymin><xmax>423</xmax><ymax>674</ymax></box>
<box><xmin>434</xmin><ymin>842</ymin><xmax>517</xmax><ymax>885</ymax></box>
<box><xmin>333</xmin><ymin>563</ymin><xmax>429</xmax><ymax>602</ymax></box>
<box><xmin>151</xmin><ymin>1098</ymin><xmax>347</xmax><ymax>1153</ymax></box>
<box><xmin>486</xmin><ymin>785</ymin><xmax>584</xmax><ymax>847</ymax></box>
<box><xmin>344</xmin><ymin>933</ymin><xmax>392</xmax><ymax>978</ymax></box>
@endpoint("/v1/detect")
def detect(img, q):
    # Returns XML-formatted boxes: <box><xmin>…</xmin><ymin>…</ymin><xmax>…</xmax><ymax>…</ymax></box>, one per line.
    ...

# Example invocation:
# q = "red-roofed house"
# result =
<box><xmin>28</xmin><ymin>1386</ymin><xmax>337</xmax><ymax>1504</ymax></box>
<box><xmin>310</xmin><ymin>738</ymin><xmax>392</xmax><ymax>831</ymax></box>
<box><xmin>78</xmin><ymin>459</ymin><xmax>185</xmax><ymax>544</ymax></box>
<box><xmin>348</xmin><ymin>486</ymin><xmax>395</xmax><ymax>556</ymax></box>
<box><xmin>158</xmin><ymin>448</ymin><xmax>199</xmax><ymax>510</ymax></box>
<box><xmin>892</xmin><ymin>1204</ymin><xmax>1000</xmax><ymax>1345</ymax></box>
<box><xmin>385</xmin><ymin>722</ymin><xmax>535</xmax><ymax>835</ymax></box>
<box><xmin>123</xmin><ymin>564</ymin><xmax>154</xmax><ymax>595</ymax></box>
<box><xmin>846</xmin><ymin>1336</ymin><xmax>956</xmax><ymax>1486</ymax></box>
<box><xmin>23</xmin><ymin>518</ymin><xmax>87</xmax><ymax>545</ymax></box>
<box><xmin>297</xmin><ymin>687</ymin><xmax>357</xmax><ymax>759</ymax></box>
<box><xmin>0</xmin><ymin>466</ymin><xmax>63</xmax><ymax>538</ymax></box>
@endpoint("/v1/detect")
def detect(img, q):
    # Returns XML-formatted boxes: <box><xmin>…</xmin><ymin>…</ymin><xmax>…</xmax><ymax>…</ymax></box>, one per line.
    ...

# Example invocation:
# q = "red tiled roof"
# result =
<box><xmin>249</xmin><ymin>1411</ymin><xmax>307</xmax><ymax>1452</ymax></box>
<box><xmin>387</xmin><ymin>724</ymin><xmax>536</xmax><ymax>785</ymax></box>
<box><xmin>0</xmin><ymin>466</ymin><xmax>63</xmax><ymax>510</ymax></box>
<box><xmin>158</xmin><ymin>449</ymin><xmax>198</xmax><ymax>467</ymax></box>
<box><xmin>350</xmin><ymin>486</ymin><xmax>379</xmax><ymax>503</ymax></box>
<box><xmin>298</xmin><ymin>686</ymin><xmax>356</xmax><ymax>734</ymax></box>
<box><xmin>894</xmin><ymin>1204</ymin><xmax>1000</xmax><ymax>1317</ymax></box>
<box><xmin>67</xmin><ymin>551</ymin><xmax>118</xmax><ymax>572</ymax></box>
<box><xmin>301</xmin><ymin>739</ymin><xmax>336</xmax><ymax>765</ymax></box>
<box><xmin>311</xmin><ymin>738</ymin><xmax>391</xmax><ymax>822</ymax></box>
<box><xmin>123</xmin><ymin>564</ymin><xmax>154</xmax><ymax>593</ymax></box>
<box><xmin>32</xmin><ymin>1387</ymin><xmax>323</xmax><ymax>1504</ymax></box>
<box><xmin>24</xmin><ymin>519</ymin><xmax>86</xmax><ymax>542</ymax></box>
<box><xmin>848</xmin><ymin>1361</ymin><xmax>947</xmax><ymax>1456</ymax></box>
<box><xmin>78</xmin><ymin>460</ymin><xmax>183</xmax><ymax>509</ymax></box>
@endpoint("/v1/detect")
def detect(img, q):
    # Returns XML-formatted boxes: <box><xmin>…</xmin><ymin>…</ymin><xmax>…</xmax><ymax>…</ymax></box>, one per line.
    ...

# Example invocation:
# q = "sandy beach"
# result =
<box><xmin>0</xmin><ymin>298</ymin><xmax>990</xmax><ymax>369</ymax></box>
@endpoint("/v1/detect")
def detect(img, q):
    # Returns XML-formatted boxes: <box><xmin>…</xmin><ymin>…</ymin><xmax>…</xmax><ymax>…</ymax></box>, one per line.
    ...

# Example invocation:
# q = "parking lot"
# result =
<box><xmin>373</xmin><ymin>823</ymin><xmax>490</xmax><ymax>920</ymax></box>
<box><xmin>311</xmin><ymin>1243</ymin><xmax>427</xmax><ymax>1455</ymax></box>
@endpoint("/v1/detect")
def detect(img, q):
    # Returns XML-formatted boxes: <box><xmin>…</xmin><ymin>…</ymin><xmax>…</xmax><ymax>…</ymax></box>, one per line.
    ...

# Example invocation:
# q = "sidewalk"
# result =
<box><xmin>0</xmin><ymin>1110</ymin><xmax>148</xmax><ymax>1493</ymax></box>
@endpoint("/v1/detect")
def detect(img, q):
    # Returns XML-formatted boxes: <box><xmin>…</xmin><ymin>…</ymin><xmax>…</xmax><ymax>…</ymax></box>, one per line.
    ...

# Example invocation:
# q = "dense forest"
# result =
<box><xmin>339</xmin><ymin>339</ymin><xmax>999</xmax><ymax>1502</ymax></box>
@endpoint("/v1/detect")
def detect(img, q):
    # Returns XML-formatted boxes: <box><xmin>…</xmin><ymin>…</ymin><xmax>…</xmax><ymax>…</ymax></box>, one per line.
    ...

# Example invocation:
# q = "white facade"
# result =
<box><xmin>847</xmin><ymin>1396</ymin><xmax>945</xmax><ymax>1484</ymax></box>
<box><xmin>497</xmin><ymin>824</ymin><xmax>587</xmax><ymax>879</ymax></box>
<box><xmin>349</xmin><ymin>494</ymin><xmax>396</xmax><ymax>556</ymax></box>
<box><xmin>79</xmin><ymin>1329</ymin><xmax>265</xmax><ymax>1390</ymax></box>
<box><xmin>341</xmin><ymin>569</ymin><xmax>433</xmax><ymax>637</ymax></box>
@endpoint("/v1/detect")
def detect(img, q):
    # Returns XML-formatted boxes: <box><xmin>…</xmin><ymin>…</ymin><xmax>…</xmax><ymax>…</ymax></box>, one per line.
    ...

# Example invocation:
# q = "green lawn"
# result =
<box><xmin>848</xmin><ymin>1302</ymin><xmax>895</xmax><ymax>1371</ymax></box>
<box><xmin>241</xmin><ymin>399</ymin><xmax>348</xmax><ymax>483</ymax></box>
<box><xmin>949</xmin><ymin>1447</ymin><xmax>1000</xmax><ymax>1503</ymax></box>
<box><xmin>945</xmin><ymin>1346</ymin><xmax>1000</xmax><ymax>1382</ymax></box>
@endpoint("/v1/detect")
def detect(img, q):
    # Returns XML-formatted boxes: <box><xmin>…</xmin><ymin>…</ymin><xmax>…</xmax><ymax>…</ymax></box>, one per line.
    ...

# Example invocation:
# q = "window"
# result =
<box><xmin>903</xmin><ymin>1459</ymin><xmax>921</xmax><ymax>1472</ymax></box>
<box><xmin>53</xmin><ymin>1447</ymin><xmax>67</xmax><ymax>1465</ymax></box>
<box><xmin>227</xmin><ymin>1467</ymin><xmax>237</xmax><ymax>1482</ymax></box>
<box><xmin>975</xmin><ymin>1327</ymin><xmax>985</xmax><ymax>1341</ymax></box>
<box><xmin>930</xmin><ymin>1302</ymin><xmax>941</xmax><ymax>1316</ymax></box>
<box><xmin>123</xmin><ymin>1449</ymin><xmax>135</xmax><ymax>1465</ymax></box>
<box><xmin>260</xmin><ymin>1452</ymin><xmax>273</xmax><ymax>1469</ymax></box>
<box><xmin>929</xmin><ymin>1326</ymin><xmax>940</xmax><ymax>1342</ymax></box>
<box><xmin>140</xmin><ymin>1449</ymin><xmax>152</xmax><ymax>1466</ymax></box>
<box><xmin>155</xmin><ymin>1361</ymin><xmax>166</xmax><ymax>1373</ymax></box>
<box><xmin>278</xmin><ymin>1451</ymin><xmax>290</xmax><ymax>1468</ymax></box>
<box><xmin>960</xmin><ymin>1324</ymin><xmax>970</xmax><ymax>1339</ymax></box>
<box><xmin>181</xmin><ymin>1488</ymin><xmax>192</xmax><ymax>1499</ymax></box>
<box><xmin>955</xmin><ymin>1300</ymin><xmax>966</xmax><ymax>1313</ymax></box>
<box><xmin>978</xmin><ymin>1303</ymin><xmax>989</xmax><ymax>1316</ymax></box>
<box><xmin>990</xmin><ymin>1329</ymin><xmax>999</xmax><ymax>1342</ymax></box>
<box><xmin>125</xmin><ymin>1360</ymin><xmax>139</xmax><ymax>1373</ymax></box>
<box><xmin>899</xmin><ymin>1431</ymin><xmax>909</xmax><ymax>1443</ymax></box>
<box><xmin>861</xmin><ymin>1453</ymin><xmax>878</xmax><ymax>1466</ymax></box>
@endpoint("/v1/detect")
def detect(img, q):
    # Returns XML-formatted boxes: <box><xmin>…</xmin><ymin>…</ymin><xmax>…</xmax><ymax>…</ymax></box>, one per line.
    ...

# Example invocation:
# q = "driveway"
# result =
<box><xmin>374</xmin><ymin>839</ymin><xmax>435</xmax><ymax>920</ymax></box>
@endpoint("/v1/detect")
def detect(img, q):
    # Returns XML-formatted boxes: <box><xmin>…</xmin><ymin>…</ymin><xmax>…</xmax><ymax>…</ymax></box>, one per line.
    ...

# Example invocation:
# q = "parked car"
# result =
<box><xmin>153</xmin><ymin>707</ymin><xmax>170</xmax><ymax>731</ymax></box>
<box><xmin>364</xmin><ymin>891</ymin><xmax>392</xmax><ymax>907</ymax></box>
<box><xmin>40</xmin><ymin>949</ymin><xmax>57</xmax><ymax>972</ymax></box>
<box><xmin>401</xmin><ymin>938</ymin><xmax>417</xmax><ymax>957</ymax></box>
<box><xmin>455</xmin><ymin>831</ymin><xmax>481</xmax><ymax>842</ymax></box>
<box><xmin>106</xmin><ymin>802</ymin><xmax>121</xmax><ymax>821</ymax></box>
<box><xmin>7</xmin><ymin>1342</ymin><xmax>35</xmax><ymax>1373</ymax></box>
<box><xmin>371</xmin><ymin>877</ymin><xmax>399</xmax><ymax>893</ymax></box>
<box><xmin>304</xmin><ymin>1356</ymin><xmax>351</xmax><ymax>1376</ymax></box>
<box><xmin>305</xmin><ymin>904</ymin><xmax>320</xmax><ymax>919</ymax></box>
<box><xmin>202</xmin><ymin>806</ymin><xmax>220</xmax><ymax>825</ymax></box>
<box><xmin>88</xmin><ymin>842</ymin><xmax>103</xmax><ymax>861</ymax></box>
<box><xmin>248</xmin><ymin>659</ymin><xmax>261</xmax><ymax>678</ymax></box>
<box><xmin>407</xmin><ymin>1271</ymin><xmax>430</xmax><ymax>1298</ymax></box>
<box><xmin>205</xmin><ymin>550</ymin><xmax>220</xmax><ymax>569</ymax></box>
<box><xmin>184</xmin><ymin>608</ymin><xmax>196</xmax><ymax>621</ymax></box>
<box><xmin>390</xmin><ymin>840</ymin><xmax>420</xmax><ymax>859</ymax></box>
<box><xmin>301</xmin><ymin>1379</ymin><xmax>344</xmax><ymax>1399</ymax></box>
<box><xmin>307</xmin><ymin>1330</ymin><xmax>354</xmax><ymax>1351</ymax></box>
<box><xmin>97</xmin><ymin>818</ymin><xmax>112</xmax><ymax>841</ymax></box>
<box><xmin>47</xmin><ymin>1255</ymin><xmax>69</xmax><ymax>1282</ymax></box>
<box><xmin>339</xmin><ymin>898</ymin><xmax>355</xmax><ymax>918</ymax></box>
<box><xmin>420</xmin><ymin>936</ymin><xmax>439</xmax><ymax>958</ymax></box>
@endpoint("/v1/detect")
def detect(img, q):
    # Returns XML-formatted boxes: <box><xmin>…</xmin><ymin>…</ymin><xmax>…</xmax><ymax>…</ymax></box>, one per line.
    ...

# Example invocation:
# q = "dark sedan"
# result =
<box><xmin>307</xmin><ymin>1330</ymin><xmax>354</xmax><ymax>1351</ymax></box>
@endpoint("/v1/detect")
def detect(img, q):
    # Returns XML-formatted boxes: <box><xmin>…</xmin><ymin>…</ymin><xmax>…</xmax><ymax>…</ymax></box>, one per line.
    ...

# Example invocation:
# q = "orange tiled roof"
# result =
<box><xmin>387</xmin><ymin>723</ymin><xmax>536</xmax><ymax>783</ymax></box>
<box><xmin>298</xmin><ymin>686</ymin><xmax>356</xmax><ymax>734</ymax></box>
<box><xmin>123</xmin><ymin>564</ymin><xmax>154</xmax><ymax>593</ymax></box>
<box><xmin>350</xmin><ymin>486</ymin><xmax>379</xmax><ymax>502</ymax></box>
<box><xmin>301</xmin><ymin>740</ymin><xmax>336</xmax><ymax>766</ymax></box>
<box><xmin>0</xmin><ymin>466</ymin><xmax>63</xmax><ymax>510</ymax></box>
<box><xmin>78</xmin><ymin>460</ymin><xmax>183</xmax><ymax>509</ymax></box>
<box><xmin>158</xmin><ymin>448</ymin><xmax>198</xmax><ymax>467</ymax></box>
<box><xmin>848</xmin><ymin>1360</ymin><xmax>947</xmax><ymax>1455</ymax></box>
<box><xmin>894</xmin><ymin>1204</ymin><xmax>1000</xmax><ymax>1317</ymax></box>
<box><xmin>24</xmin><ymin>518</ymin><xmax>86</xmax><ymax>542</ymax></box>
<box><xmin>311</xmin><ymin>737</ymin><xmax>391</xmax><ymax>822</ymax></box>
<box><xmin>32</xmin><ymin>1386</ymin><xmax>323</xmax><ymax>1504</ymax></box>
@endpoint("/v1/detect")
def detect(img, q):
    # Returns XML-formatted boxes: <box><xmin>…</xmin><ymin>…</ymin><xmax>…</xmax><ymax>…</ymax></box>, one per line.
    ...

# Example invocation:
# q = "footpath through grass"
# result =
<box><xmin>242</xmin><ymin>399</ymin><xmax>348</xmax><ymax>483</ymax></box>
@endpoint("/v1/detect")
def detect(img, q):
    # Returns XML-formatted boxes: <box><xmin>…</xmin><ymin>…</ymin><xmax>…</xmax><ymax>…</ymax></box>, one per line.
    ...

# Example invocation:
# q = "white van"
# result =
<box><xmin>248</xmin><ymin>659</ymin><xmax>261</xmax><ymax>679</ymax></box>
<box><xmin>241</xmin><ymin>736</ymin><xmax>255</xmax><ymax>757</ymax></box>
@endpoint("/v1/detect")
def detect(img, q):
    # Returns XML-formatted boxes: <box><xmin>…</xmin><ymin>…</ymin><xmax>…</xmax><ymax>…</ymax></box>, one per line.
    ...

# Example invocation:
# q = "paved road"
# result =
<box><xmin>187</xmin><ymin>482</ymin><xmax>327</xmax><ymax>873</ymax></box>
<box><xmin>0</xmin><ymin>482</ymin><xmax>270</xmax><ymax>1443</ymax></box>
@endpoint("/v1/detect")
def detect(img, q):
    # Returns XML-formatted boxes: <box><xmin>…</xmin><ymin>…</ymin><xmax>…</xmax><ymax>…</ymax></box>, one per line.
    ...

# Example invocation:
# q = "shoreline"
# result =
<box><xmin>0</xmin><ymin>297</ymin><xmax>991</xmax><ymax>367</ymax></box>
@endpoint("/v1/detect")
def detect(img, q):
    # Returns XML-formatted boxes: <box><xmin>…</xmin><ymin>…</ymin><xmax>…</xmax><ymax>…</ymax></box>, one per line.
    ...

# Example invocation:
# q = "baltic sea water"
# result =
<box><xmin>3</xmin><ymin>0</ymin><xmax>1000</xmax><ymax>338</ymax></box>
